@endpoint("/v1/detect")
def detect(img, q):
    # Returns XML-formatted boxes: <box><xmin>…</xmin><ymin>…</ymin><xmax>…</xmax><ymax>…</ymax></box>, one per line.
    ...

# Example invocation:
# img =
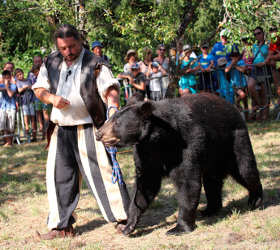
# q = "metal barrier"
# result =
<box><xmin>0</xmin><ymin>105</ymin><xmax>47</xmax><ymax>146</ymax></box>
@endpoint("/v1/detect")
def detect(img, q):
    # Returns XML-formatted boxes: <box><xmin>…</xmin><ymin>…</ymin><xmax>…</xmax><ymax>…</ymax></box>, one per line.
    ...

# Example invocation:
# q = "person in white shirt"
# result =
<box><xmin>33</xmin><ymin>24</ymin><xmax>129</xmax><ymax>240</ymax></box>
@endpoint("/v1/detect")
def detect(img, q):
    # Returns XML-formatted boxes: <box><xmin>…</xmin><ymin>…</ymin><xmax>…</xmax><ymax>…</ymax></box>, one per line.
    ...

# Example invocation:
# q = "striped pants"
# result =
<box><xmin>46</xmin><ymin>124</ymin><xmax>130</xmax><ymax>230</ymax></box>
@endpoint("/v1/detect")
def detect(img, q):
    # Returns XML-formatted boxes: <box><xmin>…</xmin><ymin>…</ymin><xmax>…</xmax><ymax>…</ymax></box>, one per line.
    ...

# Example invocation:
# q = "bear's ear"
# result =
<box><xmin>137</xmin><ymin>101</ymin><xmax>154</xmax><ymax>119</ymax></box>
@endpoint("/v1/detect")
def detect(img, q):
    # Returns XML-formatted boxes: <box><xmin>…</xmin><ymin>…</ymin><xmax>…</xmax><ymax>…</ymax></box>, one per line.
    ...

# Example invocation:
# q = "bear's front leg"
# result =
<box><xmin>119</xmin><ymin>171</ymin><xmax>162</xmax><ymax>235</ymax></box>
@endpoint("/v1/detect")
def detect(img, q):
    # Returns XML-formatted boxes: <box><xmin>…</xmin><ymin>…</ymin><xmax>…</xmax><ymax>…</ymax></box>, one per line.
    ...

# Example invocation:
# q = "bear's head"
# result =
<box><xmin>96</xmin><ymin>101</ymin><xmax>155</xmax><ymax>147</ymax></box>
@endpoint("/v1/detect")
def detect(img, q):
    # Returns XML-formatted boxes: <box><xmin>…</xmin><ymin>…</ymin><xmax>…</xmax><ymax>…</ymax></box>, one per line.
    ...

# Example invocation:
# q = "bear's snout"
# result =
<box><xmin>95</xmin><ymin>130</ymin><xmax>103</xmax><ymax>141</ymax></box>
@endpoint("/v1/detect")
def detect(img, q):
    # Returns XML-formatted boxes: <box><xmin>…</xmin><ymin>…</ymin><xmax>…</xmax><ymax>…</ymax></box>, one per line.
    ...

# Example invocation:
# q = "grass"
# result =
<box><xmin>0</xmin><ymin>121</ymin><xmax>280</xmax><ymax>249</ymax></box>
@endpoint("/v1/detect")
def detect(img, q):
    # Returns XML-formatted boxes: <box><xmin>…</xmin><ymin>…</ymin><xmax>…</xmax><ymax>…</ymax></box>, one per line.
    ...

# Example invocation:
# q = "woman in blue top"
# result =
<box><xmin>178</xmin><ymin>45</ymin><xmax>199</xmax><ymax>96</ymax></box>
<box><xmin>225</xmin><ymin>52</ymin><xmax>248</xmax><ymax>120</ymax></box>
<box><xmin>247</xmin><ymin>27</ymin><xmax>270</xmax><ymax>121</ymax></box>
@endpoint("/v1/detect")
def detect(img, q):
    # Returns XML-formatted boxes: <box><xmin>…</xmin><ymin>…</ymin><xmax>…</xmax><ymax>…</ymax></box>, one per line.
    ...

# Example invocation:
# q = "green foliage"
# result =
<box><xmin>1</xmin><ymin>0</ymin><xmax>280</xmax><ymax>74</ymax></box>
<box><xmin>223</xmin><ymin>0</ymin><xmax>280</xmax><ymax>43</ymax></box>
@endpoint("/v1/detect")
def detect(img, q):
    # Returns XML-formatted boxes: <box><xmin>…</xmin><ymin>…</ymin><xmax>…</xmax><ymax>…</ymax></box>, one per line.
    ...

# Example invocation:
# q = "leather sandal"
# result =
<box><xmin>35</xmin><ymin>225</ymin><xmax>75</xmax><ymax>240</ymax></box>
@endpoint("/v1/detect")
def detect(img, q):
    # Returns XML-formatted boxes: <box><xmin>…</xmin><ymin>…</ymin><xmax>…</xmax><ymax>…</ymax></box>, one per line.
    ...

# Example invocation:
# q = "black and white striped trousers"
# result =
<box><xmin>46</xmin><ymin>124</ymin><xmax>130</xmax><ymax>229</ymax></box>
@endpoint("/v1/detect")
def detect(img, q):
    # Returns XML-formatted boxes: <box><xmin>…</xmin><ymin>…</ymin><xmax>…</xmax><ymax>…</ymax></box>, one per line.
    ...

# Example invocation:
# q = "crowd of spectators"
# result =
<box><xmin>115</xmin><ymin>27</ymin><xmax>280</xmax><ymax>122</ymax></box>
<box><xmin>0</xmin><ymin>56</ymin><xmax>50</xmax><ymax>146</ymax></box>
<box><xmin>1</xmin><ymin>26</ymin><xmax>280</xmax><ymax>146</ymax></box>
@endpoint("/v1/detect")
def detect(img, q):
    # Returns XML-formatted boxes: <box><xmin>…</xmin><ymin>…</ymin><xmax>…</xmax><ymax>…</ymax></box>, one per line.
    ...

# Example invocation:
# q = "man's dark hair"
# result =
<box><xmin>2</xmin><ymin>70</ymin><xmax>11</xmax><ymax>77</ymax></box>
<box><xmin>54</xmin><ymin>24</ymin><xmax>81</xmax><ymax>43</ymax></box>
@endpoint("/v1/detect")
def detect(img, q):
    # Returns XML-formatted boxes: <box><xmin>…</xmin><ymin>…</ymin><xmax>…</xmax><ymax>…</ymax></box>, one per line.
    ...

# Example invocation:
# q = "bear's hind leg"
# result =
<box><xmin>167</xmin><ymin>170</ymin><xmax>201</xmax><ymax>235</ymax></box>
<box><xmin>201</xmin><ymin>174</ymin><xmax>223</xmax><ymax>217</ymax></box>
<box><xmin>230</xmin><ymin>165</ymin><xmax>263</xmax><ymax>209</ymax></box>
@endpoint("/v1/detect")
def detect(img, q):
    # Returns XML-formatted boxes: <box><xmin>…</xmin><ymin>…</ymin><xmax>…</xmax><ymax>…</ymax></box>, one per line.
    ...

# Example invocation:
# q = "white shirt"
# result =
<box><xmin>33</xmin><ymin>48</ymin><xmax>119</xmax><ymax>126</ymax></box>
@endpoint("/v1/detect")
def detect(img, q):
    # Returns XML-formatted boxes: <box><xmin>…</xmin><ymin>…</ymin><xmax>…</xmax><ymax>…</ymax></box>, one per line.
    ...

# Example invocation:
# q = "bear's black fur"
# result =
<box><xmin>96</xmin><ymin>93</ymin><xmax>263</xmax><ymax>236</ymax></box>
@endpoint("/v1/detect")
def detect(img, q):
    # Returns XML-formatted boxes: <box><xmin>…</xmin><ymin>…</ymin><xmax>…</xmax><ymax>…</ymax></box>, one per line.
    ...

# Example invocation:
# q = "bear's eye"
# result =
<box><xmin>114</xmin><ymin>119</ymin><xmax>120</xmax><ymax>126</ymax></box>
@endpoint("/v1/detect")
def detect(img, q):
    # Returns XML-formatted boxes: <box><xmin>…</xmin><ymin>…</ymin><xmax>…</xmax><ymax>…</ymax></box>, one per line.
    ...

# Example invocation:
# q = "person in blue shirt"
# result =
<box><xmin>247</xmin><ymin>26</ymin><xmax>270</xmax><ymax>121</ymax></box>
<box><xmin>197</xmin><ymin>44</ymin><xmax>216</xmax><ymax>92</ymax></box>
<box><xmin>178</xmin><ymin>45</ymin><xmax>199</xmax><ymax>96</ymax></box>
<box><xmin>210</xmin><ymin>29</ymin><xmax>239</xmax><ymax>104</ymax></box>
<box><xmin>0</xmin><ymin>70</ymin><xmax>17</xmax><ymax>146</ymax></box>
<box><xmin>210</xmin><ymin>29</ymin><xmax>239</xmax><ymax>65</ymax></box>
<box><xmin>225</xmin><ymin>52</ymin><xmax>249</xmax><ymax>120</ymax></box>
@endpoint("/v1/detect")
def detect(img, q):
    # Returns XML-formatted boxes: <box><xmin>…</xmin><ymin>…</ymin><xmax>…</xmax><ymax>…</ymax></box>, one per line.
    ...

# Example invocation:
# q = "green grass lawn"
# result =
<box><xmin>0</xmin><ymin>121</ymin><xmax>280</xmax><ymax>249</ymax></box>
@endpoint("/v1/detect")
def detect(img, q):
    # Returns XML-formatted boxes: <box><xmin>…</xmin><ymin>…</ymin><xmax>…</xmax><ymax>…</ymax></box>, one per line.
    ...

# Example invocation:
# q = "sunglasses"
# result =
<box><xmin>254</xmin><ymin>31</ymin><xmax>262</xmax><ymax>36</ymax></box>
<box><xmin>159</xmin><ymin>48</ymin><xmax>165</xmax><ymax>51</ymax></box>
<box><xmin>202</xmin><ymin>47</ymin><xmax>208</xmax><ymax>49</ymax></box>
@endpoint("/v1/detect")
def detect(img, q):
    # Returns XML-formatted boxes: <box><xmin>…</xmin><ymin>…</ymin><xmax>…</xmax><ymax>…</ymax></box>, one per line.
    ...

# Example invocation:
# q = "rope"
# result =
<box><xmin>105</xmin><ymin>106</ymin><xmax>124</xmax><ymax>185</ymax></box>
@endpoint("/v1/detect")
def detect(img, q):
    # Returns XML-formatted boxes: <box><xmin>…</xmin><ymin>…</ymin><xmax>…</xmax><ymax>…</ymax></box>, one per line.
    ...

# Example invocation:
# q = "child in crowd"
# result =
<box><xmin>28</xmin><ymin>64</ymin><xmax>49</xmax><ymax>139</ymax></box>
<box><xmin>146</xmin><ymin>61</ymin><xmax>167</xmax><ymax>101</ymax></box>
<box><xmin>117</xmin><ymin>63</ymin><xmax>146</xmax><ymax>101</ymax></box>
<box><xmin>15</xmin><ymin>68</ymin><xmax>37</xmax><ymax>141</ymax></box>
<box><xmin>197</xmin><ymin>44</ymin><xmax>215</xmax><ymax>92</ymax></box>
<box><xmin>0</xmin><ymin>70</ymin><xmax>17</xmax><ymax>146</ymax></box>
<box><xmin>178</xmin><ymin>44</ymin><xmax>199</xmax><ymax>96</ymax></box>
<box><xmin>225</xmin><ymin>52</ymin><xmax>249</xmax><ymax>120</ymax></box>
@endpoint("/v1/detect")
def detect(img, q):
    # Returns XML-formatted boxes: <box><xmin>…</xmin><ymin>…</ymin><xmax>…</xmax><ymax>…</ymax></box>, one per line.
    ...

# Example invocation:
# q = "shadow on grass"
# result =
<box><xmin>0</xmin><ymin>142</ymin><xmax>48</xmax><ymax>206</ymax></box>
<box><xmin>116</xmin><ymin>181</ymin><xmax>280</xmax><ymax>238</ymax></box>
<box><xmin>75</xmin><ymin>219</ymin><xmax>107</xmax><ymax>235</ymax></box>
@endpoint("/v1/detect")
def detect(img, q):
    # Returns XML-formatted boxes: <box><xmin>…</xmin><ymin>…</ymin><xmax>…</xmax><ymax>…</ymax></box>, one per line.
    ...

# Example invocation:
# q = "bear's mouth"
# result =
<box><xmin>102</xmin><ymin>137</ymin><xmax>120</xmax><ymax>147</ymax></box>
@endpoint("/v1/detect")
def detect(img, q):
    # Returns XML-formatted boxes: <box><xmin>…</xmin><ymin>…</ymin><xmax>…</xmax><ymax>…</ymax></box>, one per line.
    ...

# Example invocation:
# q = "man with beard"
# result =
<box><xmin>33</xmin><ymin>24</ymin><xmax>130</xmax><ymax>240</ymax></box>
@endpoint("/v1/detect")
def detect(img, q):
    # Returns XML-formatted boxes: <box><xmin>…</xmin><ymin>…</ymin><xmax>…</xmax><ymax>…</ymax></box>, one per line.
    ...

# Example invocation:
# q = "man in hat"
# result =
<box><xmin>91</xmin><ymin>40</ymin><xmax>109</xmax><ymax>62</ymax></box>
<box><xmin>32</xmin><ymin>24</ymin><xmax>130</xmax><ymax>240</ymax></box>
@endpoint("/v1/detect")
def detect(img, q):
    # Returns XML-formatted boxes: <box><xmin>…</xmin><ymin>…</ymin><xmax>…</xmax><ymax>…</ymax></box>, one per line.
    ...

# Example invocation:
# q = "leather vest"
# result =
<box><xmin>45</xmin><ymin>49</ymin><xmax>108</xmax><ymax>128</ymax></box>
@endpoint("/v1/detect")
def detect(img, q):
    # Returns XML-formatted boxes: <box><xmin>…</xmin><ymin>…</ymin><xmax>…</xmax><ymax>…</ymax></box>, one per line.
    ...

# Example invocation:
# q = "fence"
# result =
<box><xmin>0</xmin><ymin>106</ymin><xmax>47</xmax><ymax>145</ymax></box>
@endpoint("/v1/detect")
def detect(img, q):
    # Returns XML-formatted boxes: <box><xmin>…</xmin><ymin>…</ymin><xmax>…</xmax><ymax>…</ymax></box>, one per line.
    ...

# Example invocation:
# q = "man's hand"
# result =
<box><xmin>34</xmin><ymin>87</ymin><xmax>70</xmax><ymax>109</ymax></box>
<box><xmin>51</xmin><ymin>95</ymin><xmax>70</xmax><ymax>109</ymax></box>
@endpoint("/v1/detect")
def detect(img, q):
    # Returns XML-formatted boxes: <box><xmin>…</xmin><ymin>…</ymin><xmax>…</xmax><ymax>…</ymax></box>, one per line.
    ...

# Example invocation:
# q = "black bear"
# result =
<box><xmin>96</xmin><ymin>93</ymin><xmax>263</xmax><ymax>235</ymax></box>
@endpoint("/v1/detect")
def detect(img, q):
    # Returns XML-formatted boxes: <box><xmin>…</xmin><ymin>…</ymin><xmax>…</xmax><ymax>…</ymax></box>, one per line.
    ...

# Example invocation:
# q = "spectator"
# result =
<box><xmin>247</xmin><ymin>27</ymin><xmax>270</xmax><ymax>121</ymax></box>
<box><xmin>211</xmin><ymin>29</ymin><xmax>237</xmax><ymax>104</ymax></box>
<box><xmin>265</xmin><ymin>27</ymin><xmax>280</xmax><ymax>104</ymax></box>
<box><xmin>15</xmin><ymin>68</ymin><xmax>37</xmax><ymax>141</ymax></box>
<box><xmin>139</xmin><ymin>47</ymin><xmax>153</xmax><ymax>98</ymax></box>
<box><xmin>0</xmin><ymin>70</ymin><xmax>17</xmax><ymax>146</ymax></box>
<box><xmin>139</xmin><ymin>47</ymin><xmax>153</xmax><ymax>76</ymax></box>
<box><xmin>197</xmin><ymin>43</ymin><xmax>215</xmax><ymax>92</ymax></box>
<box><xmin>241</xmin><ymin>36</ymin><xmax>254</xmax><ymax>80</ymax></box>
<box><xmin>91</xmin><ymin>41</ymin><xmax>109</xmax><ymax>62</ymax></box>
<box><xmin>0</xmin><ymin>62</ymin><xmax>16</xmax><ymax>84</ymax></box>
<box><xmin>29</xmin><ymin>64</ymin><xmax>49</xmax><ymax>140</ymax></box>
<box><xmin>146</xmin><ymin>61</ymin><xmax>167</xmax><ymax>101</ymax></box>
<box><xmin>153</xmin><ymin>44</ymin><xmax>170</xmax><ymax>97</ymax></box>
<box><xmin>225</xmin><ymin>51</ymin><xmax>249</xmax><ymax>120</ymax></box>
<box><xmin>118</xmin><ymin>63</ymin><xmax>146</xmax><ymax>100</ymax></box>
<box><xmin>123</xmin><ymin>49</ymin><xmax>138</xmax><ymax>73</ymax></box>
<box><xmin>211</xmin><ymin>29</ymin><xmax>239</xmax><ymax>64</ymax></box>
<box><xmin>178</xmin><ymin>44</ymin><xmax>199</xmax><ymax>96</ymax></box>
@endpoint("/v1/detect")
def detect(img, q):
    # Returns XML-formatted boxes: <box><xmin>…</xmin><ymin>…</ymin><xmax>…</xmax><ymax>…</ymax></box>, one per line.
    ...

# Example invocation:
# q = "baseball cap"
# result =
<box><xmin>91</xmin><ymin>41</ymin><xmax>103</xmax><ymax>49</ymax></box>
<box><xmin>151</xmin><ymin>62</ymin><xmax>159</xmax><ymax>68</ymax></box>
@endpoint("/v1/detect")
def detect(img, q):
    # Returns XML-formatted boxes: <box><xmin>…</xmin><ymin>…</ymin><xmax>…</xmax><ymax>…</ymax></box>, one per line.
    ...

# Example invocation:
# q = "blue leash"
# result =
<box><xmin>105</xmin><ymin>106</ymin><xmax>124</xmax><ymax>185</ymax></box>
